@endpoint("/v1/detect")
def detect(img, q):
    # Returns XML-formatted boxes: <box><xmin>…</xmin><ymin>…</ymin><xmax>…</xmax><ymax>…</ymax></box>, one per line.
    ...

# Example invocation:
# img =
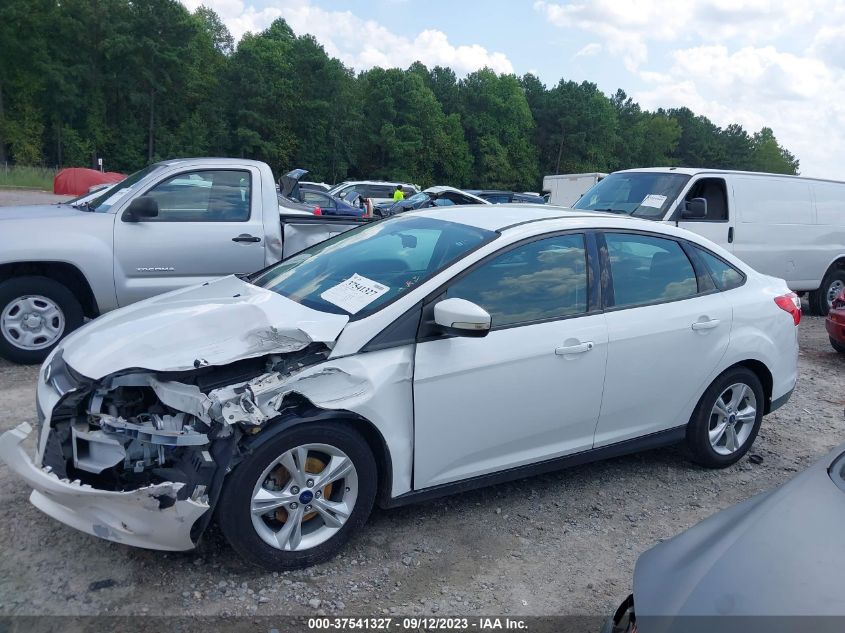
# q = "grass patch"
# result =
<box><xmin>0</xmin><ymin>165</ymin><xmax>56</xmax><ymax>190</ymax></box>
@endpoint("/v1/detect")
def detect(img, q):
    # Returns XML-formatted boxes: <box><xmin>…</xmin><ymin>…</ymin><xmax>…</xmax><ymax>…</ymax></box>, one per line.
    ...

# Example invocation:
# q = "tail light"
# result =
<box><xmin>774</xmin><ymin>292</ymin><xmax>801</xmax><ymax>325</ymax></box>
<box><xmin>313</xmin><ymin>206</ymin><xmax>322</xmax><ymax>215</ymax></box>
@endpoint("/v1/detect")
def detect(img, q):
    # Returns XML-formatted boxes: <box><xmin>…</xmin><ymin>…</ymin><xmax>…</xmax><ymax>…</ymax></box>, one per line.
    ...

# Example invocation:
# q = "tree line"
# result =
<box><xmin>0</xmin><ymin>0</ymin><xmax>800</xmax><ymax>191</ymax></box>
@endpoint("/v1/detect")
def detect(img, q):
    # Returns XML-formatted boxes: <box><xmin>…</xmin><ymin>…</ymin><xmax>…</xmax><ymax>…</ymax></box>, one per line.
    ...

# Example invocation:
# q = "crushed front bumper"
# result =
<box><xmin>0</xmin><ymin>422</ymin><xmax>209</xmax><ymax>551</ymax></box>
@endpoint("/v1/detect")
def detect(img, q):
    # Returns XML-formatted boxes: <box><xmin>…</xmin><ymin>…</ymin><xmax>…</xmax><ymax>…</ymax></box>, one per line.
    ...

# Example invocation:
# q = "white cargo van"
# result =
<box><xmin>543</xmin><ymin>172</ymin><xmax>607</xmax><ymax>206</ymax></box>
<box><xmin>572</xmin><ymin>168</ymin><xmax>845</xmax><ymax>314</ymax></box>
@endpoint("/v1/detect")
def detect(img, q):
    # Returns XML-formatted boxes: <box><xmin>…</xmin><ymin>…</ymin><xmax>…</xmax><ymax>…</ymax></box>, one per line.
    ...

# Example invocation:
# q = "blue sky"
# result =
<box><xmin>182</xmin><ymin>0</ymin><xmax>845</xmax><ymax>178</ymax></box>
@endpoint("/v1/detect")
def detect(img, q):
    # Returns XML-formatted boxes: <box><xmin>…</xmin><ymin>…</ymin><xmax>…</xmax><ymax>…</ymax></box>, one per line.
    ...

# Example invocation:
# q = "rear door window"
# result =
<box><xmin>604</xmin><ymin>233</ymin><xmax>699</xmax><ymax>308</ymax></box>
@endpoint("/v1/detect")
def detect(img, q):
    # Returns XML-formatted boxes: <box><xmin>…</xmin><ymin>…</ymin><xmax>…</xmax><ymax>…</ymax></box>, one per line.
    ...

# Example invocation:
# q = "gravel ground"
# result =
<box><xmin>0</xmin><ymin>190</ymin><xmax>843</xmax><ymax>619</ymax></box>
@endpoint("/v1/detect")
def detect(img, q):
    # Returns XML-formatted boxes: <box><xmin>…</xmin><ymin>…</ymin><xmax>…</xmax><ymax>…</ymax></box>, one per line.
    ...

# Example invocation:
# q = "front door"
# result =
<box><xmin>675</xmin><ymin>176</ymin><xmax>735</xmax><ymax>251</ymax></box>
<box><xmin>413</xmin><ymin>233</ymin><xmax>608</xmax><ymax>489</ymax></box>
<box><xmin>113</xmin><ymin>168</ymin><xmax>266</xmax><ymax>306</ymax></box>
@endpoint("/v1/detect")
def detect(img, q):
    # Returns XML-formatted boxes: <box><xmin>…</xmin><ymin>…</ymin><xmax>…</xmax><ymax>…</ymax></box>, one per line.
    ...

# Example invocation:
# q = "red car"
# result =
<box><xmin>827</xmin><ymin>288</ymin><xmax>845</xmax><ymax>353</ymax></box>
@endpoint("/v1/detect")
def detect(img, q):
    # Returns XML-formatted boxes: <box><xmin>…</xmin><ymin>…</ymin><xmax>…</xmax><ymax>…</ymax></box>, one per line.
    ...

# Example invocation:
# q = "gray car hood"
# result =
<box><xmin>0</xmin><ymin>204</ymin><xmax>85</xmax><ymax>221</ymax></box>
<box><xmin>59</xmin><ymin>275</ymin><xmax>349</xmax><ymax>379</ymax></box>
<box><xmin>633</xmin><ymin>442</ymin><xmax>845</xmax><ymax>624</ymax></box>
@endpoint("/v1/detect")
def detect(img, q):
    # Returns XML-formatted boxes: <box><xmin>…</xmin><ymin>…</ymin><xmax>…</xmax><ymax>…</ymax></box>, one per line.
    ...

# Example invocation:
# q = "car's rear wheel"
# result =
<box><xmin>0</xmin><ymin>276</ymin><xmax>84</xmax><ymax>364</ymax></box>
<box><xmin>809</xmin><ymin>266</ymin><xmax>845</xmax><ymax>315</ymax></box>
<box><xmin>831</xmin><ymin>337</ymin><xmax>845</xmax><ymax>354</ymax></box>
<box><xmin>686</xmin><ymin>367</ymin><xmax>764</xmax><ymax>468</ymax></box>
<box><xmin>217</xmin><ymin>422</ymin><xmax>376</xmax><ymax>570</ymax></box>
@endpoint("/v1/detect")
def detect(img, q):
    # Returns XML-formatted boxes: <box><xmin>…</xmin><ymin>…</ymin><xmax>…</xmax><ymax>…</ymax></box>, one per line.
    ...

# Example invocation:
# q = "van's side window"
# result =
<box><xmin>691</xmin><ymin>246</ymin><xmax>745</xmax><ymax>290</ymax></box>
<box><xmin>684</xmin><ymin>178</ymin><xmax>728</xmax><ymax>222</ymax></box>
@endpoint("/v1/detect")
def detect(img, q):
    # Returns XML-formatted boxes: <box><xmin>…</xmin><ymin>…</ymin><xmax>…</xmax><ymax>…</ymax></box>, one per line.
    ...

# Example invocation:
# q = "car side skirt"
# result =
<box><xmin>383</xmin><ymin>425</ymin><xmax>687</xmax><ymax>509</ymax></box>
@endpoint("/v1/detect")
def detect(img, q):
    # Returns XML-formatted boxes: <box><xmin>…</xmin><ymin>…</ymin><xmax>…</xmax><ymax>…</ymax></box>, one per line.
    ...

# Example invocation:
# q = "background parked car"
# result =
<box><xmin>280</xmin><ymin>169</ymin><xmax>364</xmax><ymax>216</ymax></box>
<box><xmin>328</xmin><ymin>180</ymin><xmax>419</xmax><ymax>206</ymax></box>
<box><xmin>827</xmin><ymin>288</ymin><xmax>845</xmax><ymax>353</ymax></box>
<box><xmin>375</xmin><ymin>186</ymin><xmax>490</xmax><ymax>216</ymax></box>
<box><xmin>604</xmin><ymin>441</ymin><xmax>845</xmax><ymax>632</ymax></box>
<box><xmin>466</xmin><ymin>190</ymin><xmax>547</xmax><ymax>204</ymax></box>
<box><xmin>299</xmin><ymin>181</ymin><xmax>331</xmax><ymax>192</ymax></box>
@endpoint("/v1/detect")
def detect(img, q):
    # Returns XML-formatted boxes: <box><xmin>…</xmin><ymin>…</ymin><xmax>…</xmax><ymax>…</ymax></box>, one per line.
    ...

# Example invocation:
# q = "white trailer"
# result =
<box><xmin>543</xmin><ymin>172</ymin><xmax>607</xmax><ymax>206</ymax></box>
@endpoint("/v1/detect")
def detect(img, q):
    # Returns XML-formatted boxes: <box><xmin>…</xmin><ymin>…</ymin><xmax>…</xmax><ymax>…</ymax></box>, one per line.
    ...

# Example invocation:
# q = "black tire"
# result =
<box><xmin>686</xmin><ymin>367</ymin><xmax>765</xmax><ymax>468</ymax></box>
<box><xmin>809</xmin><ymin>266</ymin><xmax>845</xmax><ymax>315</ymax></box>
<box><xmin>831</xmin><ymin>338</ymin><xmax>845</xmax><ymax>354</ymax></box>
<box><xmin>217</xmin><ymin>422</ymin><xmax>377</xmax><ymax>570</ymax></box>
<box><xmin>0</xmin><ymin>276</ymin><xmax>84</xmax><ymax>365</ymax></box>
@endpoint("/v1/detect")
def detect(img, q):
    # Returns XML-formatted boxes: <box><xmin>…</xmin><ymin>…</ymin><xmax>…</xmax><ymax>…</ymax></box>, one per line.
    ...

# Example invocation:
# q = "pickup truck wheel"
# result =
<box><xmin>686</xmin><ymin>367</ymin><xmax>764</xmax><ymax>468</ymax></box>
<box><xmin>217</xmin><ymin>422</ymin><xmax>376</xmax><ymax>570</ymax></box>
<box><xmin>0</xmin><ymin>276</ymin><xmax>84</xmax><ymax>364</ymax></box>
<box><xmin>809</xmin><ymin>266</ymin><xmax>845</xmax><ymax>315</ymax></box>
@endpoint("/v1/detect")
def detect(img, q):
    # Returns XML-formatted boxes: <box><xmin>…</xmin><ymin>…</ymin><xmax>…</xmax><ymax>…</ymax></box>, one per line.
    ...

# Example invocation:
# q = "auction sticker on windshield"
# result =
<box><xmin>640</xmin><ymin>194</ymin><xmax>667</xmax><ymax>208</ymax></box>
<box><xmin>321</xmin><ymin>274</ymin><xmax>390</xmax><ymax>314</ymax></box>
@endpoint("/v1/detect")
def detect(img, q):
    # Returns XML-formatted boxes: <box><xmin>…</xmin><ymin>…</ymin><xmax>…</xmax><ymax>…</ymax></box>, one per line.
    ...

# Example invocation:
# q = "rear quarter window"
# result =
<box><xmin>692</xmin><ymin>245</ymin><xmax>745</xmax><ymax>290</ymax></box>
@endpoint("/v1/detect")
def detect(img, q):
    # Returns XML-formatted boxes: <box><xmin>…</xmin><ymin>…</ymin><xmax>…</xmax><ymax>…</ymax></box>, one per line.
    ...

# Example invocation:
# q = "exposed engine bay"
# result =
<box><xmin>40</xmin><ymin>344</ymin><xmax>338</xmax><ymax>512</ymax></box>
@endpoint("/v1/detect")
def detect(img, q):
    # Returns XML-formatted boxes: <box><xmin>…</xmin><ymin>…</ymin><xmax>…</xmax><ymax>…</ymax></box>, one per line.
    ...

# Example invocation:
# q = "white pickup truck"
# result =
<box><xmin>0</xmin><ymin>158</ymin><xmax>367</xmax><ymax>364</ymax></box>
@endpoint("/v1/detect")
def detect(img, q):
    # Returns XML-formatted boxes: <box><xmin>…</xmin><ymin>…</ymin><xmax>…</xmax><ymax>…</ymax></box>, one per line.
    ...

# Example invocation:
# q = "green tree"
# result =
<box><xmin>458</xmin><ymin>68</ymin><xmax>538</xmax><ymax>189</ymax></box>
<box><xmin>751</xmin><ymin>127</ymin><xmax>799</xmax><ymax>174</ymax></box>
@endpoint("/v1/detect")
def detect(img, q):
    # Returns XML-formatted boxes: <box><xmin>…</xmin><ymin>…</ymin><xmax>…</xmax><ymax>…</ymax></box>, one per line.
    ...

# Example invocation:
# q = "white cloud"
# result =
<box><xmin>634</xmin><ymin>45</ymin><xmax>845</xmax><ymax>178</ymax></box>
<box><xmin>575</xmin><ymin>43</ymin><xmax>602</xmax><ymax>58</ymax></box>
<box><xmin>181</xmin><ymin>0</ymin><xmax>514</xmax><ymax>75</ymax></box>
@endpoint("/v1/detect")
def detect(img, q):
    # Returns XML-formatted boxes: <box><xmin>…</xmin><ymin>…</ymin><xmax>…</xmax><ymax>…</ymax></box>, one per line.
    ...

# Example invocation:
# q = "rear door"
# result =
<box><xmin>675</xmin><ymin>176</ymin><xmax>735</xmax><ymax>251</ymax></box>
<box><xmin>592</xmin><ymin>231</ymin><xmax>732</xmax><ymax>446</ymax></box>
<box><xmin>113</xmin><ymin>167</ymin><xmax>266</xmax><ymax>305</ymax></box>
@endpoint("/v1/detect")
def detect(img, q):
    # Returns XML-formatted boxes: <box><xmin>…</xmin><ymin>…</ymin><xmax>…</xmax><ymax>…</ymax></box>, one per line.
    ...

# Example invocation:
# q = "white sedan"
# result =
<box><xmin>0</xmin><ymin>206</ymin><xmax>799</xmax><ymax>569</ymax></box>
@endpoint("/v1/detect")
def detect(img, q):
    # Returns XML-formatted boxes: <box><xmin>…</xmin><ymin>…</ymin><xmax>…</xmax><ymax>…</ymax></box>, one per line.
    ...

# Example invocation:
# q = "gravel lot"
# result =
<box><xmin>0</xmin><ymin>189</ymin><xmax>843</xmax><ymax>619</ymax></box>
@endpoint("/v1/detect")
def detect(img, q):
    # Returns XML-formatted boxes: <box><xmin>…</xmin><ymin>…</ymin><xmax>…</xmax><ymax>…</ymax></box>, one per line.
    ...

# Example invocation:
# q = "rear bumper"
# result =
<box><xmin>0</xmin><ymin>422</ymin><xmax>208</xmax><ymax>551</ymax></box>
<box><xmin>825</xmin><ymin>310</ymin><xmax>845</xmax><ymax>343</ymax></box>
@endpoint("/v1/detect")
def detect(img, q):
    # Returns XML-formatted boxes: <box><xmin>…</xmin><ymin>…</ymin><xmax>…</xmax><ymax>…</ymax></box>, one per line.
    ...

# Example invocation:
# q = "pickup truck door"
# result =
<box><xmin>673</xmin><ymin>176</ymin><xmax>735</xmax><ymax>251</ymax></box>
<box><xmin>113</xmin><ymin>167</ymin><xmax>267</xmax><ymax>306</ymax></box>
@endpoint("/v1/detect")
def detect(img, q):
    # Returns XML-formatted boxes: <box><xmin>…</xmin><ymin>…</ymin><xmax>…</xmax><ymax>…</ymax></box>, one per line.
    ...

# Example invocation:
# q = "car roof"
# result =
<box><xmin>614</xmin><ymin>166</ymin><xmax>845</xmax><ymax>185</ymax></box>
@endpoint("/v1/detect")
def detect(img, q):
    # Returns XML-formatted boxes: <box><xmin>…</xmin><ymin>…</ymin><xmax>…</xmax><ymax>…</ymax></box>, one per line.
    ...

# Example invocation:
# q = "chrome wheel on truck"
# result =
<box><xmin>0</xmin><ymin>276</ymin><xmax>84</xmax><ymax>364</ymax></box>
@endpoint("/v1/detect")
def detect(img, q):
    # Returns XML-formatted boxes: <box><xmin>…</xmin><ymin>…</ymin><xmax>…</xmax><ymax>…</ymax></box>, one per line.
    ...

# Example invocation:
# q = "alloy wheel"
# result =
<box><xmin>250</xmin><ymin>443</ymin><xmax>358</xmax><ymax>551</ymax></box>
<box><xmin>708</xmin><ymin>383</ymin><xmax>757</xmax><ymax>456</ymax></box>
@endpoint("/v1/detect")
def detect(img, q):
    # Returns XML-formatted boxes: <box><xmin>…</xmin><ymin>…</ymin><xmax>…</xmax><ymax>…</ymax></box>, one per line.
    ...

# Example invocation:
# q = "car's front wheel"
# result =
<box><xmin>217</xmin><ymin>422</ymin><xmax>377</xmax><ymax>570</ymax></box>
<box><xmin>686</xmin><ymin>367</ymin><xmax>764</xmax><ymax>468</ymax></box>
<box><xmin>831</xmin><ymin>337</ymin><xmax>845</xmax><ymax>354</ymax></box>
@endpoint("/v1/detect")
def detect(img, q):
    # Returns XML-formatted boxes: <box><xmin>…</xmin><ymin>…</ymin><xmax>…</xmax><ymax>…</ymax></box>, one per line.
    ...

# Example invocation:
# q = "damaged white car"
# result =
<box><xmin>0</xmin><ymin>206</ymin><xmax>798</xmax><ymax>569</ymax></box>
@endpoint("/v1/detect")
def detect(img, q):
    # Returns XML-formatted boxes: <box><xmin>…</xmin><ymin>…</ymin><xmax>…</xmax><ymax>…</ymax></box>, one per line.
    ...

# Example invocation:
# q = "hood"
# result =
<box><xmin>280</xmin><ymin>168</ymin><xmax>308</xmax><ymax>199</ymax></box>
<box><xmin>0</xmin><ymin>204</ymin><xmax>86</xmax><ymax>221</ymax></box>
<box><xmin>59</xmin><ymin>276</ymin><xmax>349</xmax><ymax>379</ymax></box>
<box><xmin>633</xmin><ymin>443</ymin><xmax>845</xmax><ymax>622</ymax></box>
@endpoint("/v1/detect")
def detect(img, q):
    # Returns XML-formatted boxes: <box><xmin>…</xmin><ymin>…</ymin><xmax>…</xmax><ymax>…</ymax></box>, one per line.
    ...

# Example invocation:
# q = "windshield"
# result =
<box><xmin>87</xmin><ymin>164</ymin><xmax>160</xmax><ymax>212</ymax></box>
<box><xmin>250</xmin><ymin>215</ymin><xmax>496</xmax><ymax>318</ymax></box>
<box><xmin>572</xmin><ymin>172</ymin><xmax>690</xmax><ymax>219</ymax></box>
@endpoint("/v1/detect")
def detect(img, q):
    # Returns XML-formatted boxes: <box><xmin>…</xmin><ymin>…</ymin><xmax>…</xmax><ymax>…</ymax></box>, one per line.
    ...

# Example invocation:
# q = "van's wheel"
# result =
<box><xmin>0</xmin><ymin>276</ymin><xmax>84</xmax><ymax>364</ymax></box>
<box><xmin>809</xmin><ymin>266</ymin><xmax>845</xmax><ymax>315</ymax></box>
<box><xmin>686</xmin><ymin>367</ymin><xmax>764</xmax><ymax>468</ymax></box>
<box><xmin>217</xmin><ymin>422</ymin><xmax>376</xmax><ymax>570</ymax></box>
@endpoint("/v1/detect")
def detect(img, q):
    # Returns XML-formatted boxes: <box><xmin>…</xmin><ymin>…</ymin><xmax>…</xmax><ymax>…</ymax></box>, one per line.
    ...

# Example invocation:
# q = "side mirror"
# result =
<box><xmin>681</xmin><ymin>197</ymin><xmax>707</xmax><ymax>219</ymax></box>
<box><xmin>122</xmin><ymin>196</ymin><xmax>159</xmax><ymax>222</ymax></box>
<box><xmin>433</xmin><ymin>298</ymin><xmax>491</xmax><ymax>337</ymax></box>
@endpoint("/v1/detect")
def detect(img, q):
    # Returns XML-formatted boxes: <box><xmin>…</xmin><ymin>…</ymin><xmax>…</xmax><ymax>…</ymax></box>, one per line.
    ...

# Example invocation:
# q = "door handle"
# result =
<box><xmin>555</xmin><ymin>341</ymin><xmax>594</xmax><ymax>355</ymax></box>
<box><xmin>691</xmin><ymin>319</ymin><xmax>720</xmax><ymax>331</ymax></box>
<box><xmin>728</xmin><ymin>227</ymin><xmax>734</xmax><ymax>243</ymax></box>
<box><xmin>232</xmin><ymin>234</ymin><xmax>261</xmax><ymax>243</ymax></box>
